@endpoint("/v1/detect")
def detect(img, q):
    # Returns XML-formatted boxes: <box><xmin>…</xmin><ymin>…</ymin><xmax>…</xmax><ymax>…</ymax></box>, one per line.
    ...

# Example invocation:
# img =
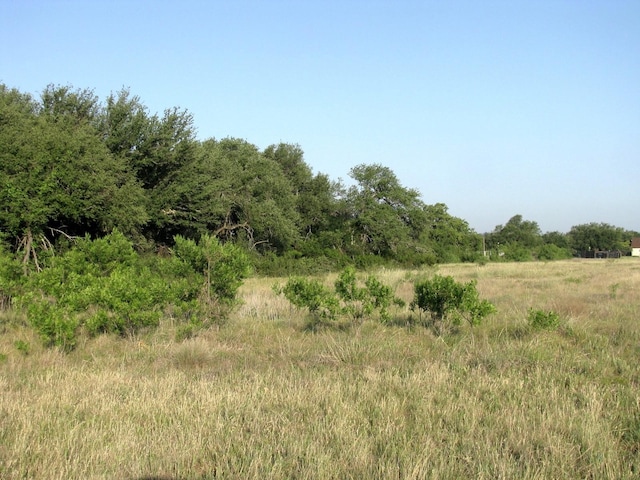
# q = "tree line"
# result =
<box><xmin>1</xmin><ymin>83</ymin><xmax>637</xmax><ymax>274</ymax></box>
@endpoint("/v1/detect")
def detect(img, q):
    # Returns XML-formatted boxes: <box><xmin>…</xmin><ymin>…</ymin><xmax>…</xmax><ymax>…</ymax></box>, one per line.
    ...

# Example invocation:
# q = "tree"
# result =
<box><xmin>486</xmin><ymin>215</ymin><xmax>542</xmax><ymax>261</ymax></box>
<box><xmin>487</xmin><ymin>215</ymin><xmax>542</xmax><ymax>248</ymax></box>
<box><xmin>346</xmin><ymin>164</ymin><xmax>426</xmax><ymax>258</ymax></box>
<box><xmin>568</xmin><ymin>223</ymin><xmax>629</xmax><ymax>254</ymax></box>
<box><xmin>0</xmin><ymin>84</ymin><xmax>148</xmax><ymax>270</ymax></box>
<box><xmin>140</xmin><ymin>107</ymin><xmax>198</xmax><ymax>190</ymax></box>
<box><xmin>538</xmin><ymin>231</ymin><xmax>572</xmax><ymax>260</ymax></box>
<box><xmin>41</xmin><ymin>84</ymin><xmax>100</xmax><ymax>125</ymax></box>
<box><xmin>153</xmin><ymin>138</ymin><xmax>300</xmax><ymax>251</ymax></box>
<box><xmin>99</xmin><ymin>88</ymin><xmax>151</xmax><ymax>166</ymax></box>
<box><xmin>421</xmin><ymin>203</ymin><xmax>481</xmax><ymax>263</ymax></box>
<box><xmin>542</xmin><ymin>231</ymin><xmax>569</xmax><ymax>249</ymax></box>
<box><xmin>263</xmin><ymin>143</ymin><xmax>340</xmax><ymax>241</ymax></box>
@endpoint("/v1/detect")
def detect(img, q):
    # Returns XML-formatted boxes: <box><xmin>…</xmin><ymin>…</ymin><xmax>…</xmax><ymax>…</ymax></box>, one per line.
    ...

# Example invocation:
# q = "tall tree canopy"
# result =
<box><xmin>487</xmin><ymin>215</ymin><xmax>542</xmax><ymax>249</ymax></box>
<box><xmin>346</xmin><ymin>164</ymin><xmax>427</xmax><ymax>257</ymax></box>
<box><xmin>263</xmin><ymin>143</ymin><xmax>340</xmax><ymax>240</ymax></box>
<box><xmin>153</xmin><ymin>138</ymin><xmax>301</xmax><ymax>252</ymax></box>
<box><xmin>568</xmin><ymin>223</ymin><xmax>630</xmax><ymax>253</ymax></box>
<box><xmin>421</xmin><ymin>203</ymin><xmax>481</xmax><ymax>262</ymax></box>
<box><xmin>5</xmin><ymin>82</ymin><xmax>635</xmax><ymax>271</ymax></box>
<box><xmin>0</xmin><ymin>84</ymin><xmax>147</xmax><ymax>250</ymax></box>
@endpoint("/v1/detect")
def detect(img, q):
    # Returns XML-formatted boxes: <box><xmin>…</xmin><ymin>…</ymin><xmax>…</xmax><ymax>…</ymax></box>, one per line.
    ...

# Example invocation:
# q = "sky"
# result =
<box><xmin>1</xmin><ymin>0</ymin><xmax>638</xmax><ymax>234</ymax></box>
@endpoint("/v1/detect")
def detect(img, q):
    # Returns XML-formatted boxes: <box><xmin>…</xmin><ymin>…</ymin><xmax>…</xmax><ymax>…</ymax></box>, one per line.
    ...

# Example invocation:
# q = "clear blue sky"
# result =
<box><xmin>2</xmin><ymin>0</ymin><xmax>638</xmax><ymax>234</ymax></box>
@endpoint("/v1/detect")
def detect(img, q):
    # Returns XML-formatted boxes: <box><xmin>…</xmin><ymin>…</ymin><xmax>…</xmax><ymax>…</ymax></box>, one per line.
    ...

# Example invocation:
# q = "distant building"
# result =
<box><xmin>631</xmin><ymin>237</ymin><xmax>640</xmax><ymax>257</ymax></box>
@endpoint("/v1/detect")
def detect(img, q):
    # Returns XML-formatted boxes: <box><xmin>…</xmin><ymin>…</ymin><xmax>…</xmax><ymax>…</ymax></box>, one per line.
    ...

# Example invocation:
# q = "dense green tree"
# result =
<box><xmin>40</xmin><ymin>84</ymin><xmax>100</xmax><ymax>125</ymax></box>
<box><xmin>0</xmin><ymin>84</ymin><xmax>147</xmax><ymax>269</ymax></box>
<box><xmin>263</xmin><ymin>143</ymin><xmax>311</xmax><ymax>195</ymax></box>
<box><xmin>141</xmin><ymin>107</ymin><xmax>198</xmax><ymax>190</ymax></box>
<box><xmin>485</xmin><ymin>215</ymin><xmax>541</xmax><ymax>260</ymax></box>
<box><xmin>568</xmin><ymin>223</ymin><xmax>629</xmax><ymax>253</ymax></box>
<box><xmin>421</xmin><ymin>203</ymin><xmax>481</xmax><ymax>262</ymax></box>
<box><xmin>487</xmin><ymin>215</ymin><xmax>542</xmax><ymax>249</ymax></box>
<box><xmin>154</xmin><ymin>138</ymin><xmax>300</xmax><ymax>251</ymax></box>
<box><xmin>346</xmin><ymin>164</ymin><xmax>426</xmax><ymax>257</ymax></box>
<box><xmin>542</xmin><ymin>231</ymin><xmax>569</xmax><ymax>249</ymax></box>
<box><xmin>264</xmin><ymin>143</ymin><xmax>341</xmax><ymax>241</ymax></box>
<box><xmin>99</xmin><ymin>88</ymin><xmax>151</xmax><ymax>165</ymax></box>
<box><xmin>97</xmin><ymin>87</ymin><xmax>197</xmax><ymax>191</ymax></box>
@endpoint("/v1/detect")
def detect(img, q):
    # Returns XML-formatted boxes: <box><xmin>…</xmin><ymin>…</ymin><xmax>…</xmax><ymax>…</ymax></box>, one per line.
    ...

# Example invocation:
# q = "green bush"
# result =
<box><xmin>17</xmin><ymin>231</ymin><xmax>251</xmax><ymax>350</ymax></box>
<box><xmin>334</xmin><ymin>266</ymin><xmax>405</xmax><ymax>322</ymax></box>
<box><xmin>502</xmin><ymin>244</ymin><xmax>533</xmax><ymax>262</ymax></box>
<box><xmin>172</xmin><ymin>234</ymin><xmax>251</xmax><ymax>313</ymax></box>
<box><xmin>26</xmin><ymin>300</ymin><xmax>79</xmax><ymax>351</ymax></box>
<box><xmin>527</xmin><ymin>308</ymin><xmax>561</xmax><ymax>330</ymax></box>
<box><xmin>275</xmin><ymin>266</ymin><xmax>404</xmax><ymax>328</ymax></box>
<box><xmin>537</xmin><ymin>244</ymin><xmax>572</xmax><ymax>261</ymax></box>
<box><xmin>274</xmin><ymin>277</ymin><xmax>341</xmax><ymax>322</ymax></box>
<box><xmin>411</xmin><ymin>274</ymin><xmax>496</xmax><ymax>335</ymax></box>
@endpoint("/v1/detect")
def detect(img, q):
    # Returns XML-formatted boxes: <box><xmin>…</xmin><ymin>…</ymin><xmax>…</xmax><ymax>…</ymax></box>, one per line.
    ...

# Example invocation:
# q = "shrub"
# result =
<box><xmin>172</xmin><ymin>234</ymin><xmax>251</xmax><ymax>317</ymax></box>
<box><xmin>25</xmin><ymin>300</ymin><xmax>78</xmax><ymax>351</ymax></box>
<box><xmin>17</xmin><ymin>231</ymin><xmax>251</xmax><ymax>350</ymax></box>
<box><xmin>527</xmin><ymin>308</ymin><xmax>561</xmax><ymax>330</ymax></box>
<box><xmin>274</xmin><ymin>277</ymin><xmax>341</xmax><ymax>322</ymax></box>
<box><xmin>334</xmin><ymin>266</ymin><xmax>405</xmax><ymax>322</ymax></box>
<box><xmin>275</xmin><ymin>266</ymin><xmax>404</xmax><ymax>327</ymax></box>
<box><xmin>502</xmin><ymin>244</ymin><xmax>533</xmax><ymax>262</ymax></box>
<box><xmin>411</xmin><ymin>274</ymin><xmax>496</xmax><ymax>335</ymax></box>
<box><xmin>537</xmin><ymin>244</ymin><xmax>572</xmax><ymax>261</ymax></box>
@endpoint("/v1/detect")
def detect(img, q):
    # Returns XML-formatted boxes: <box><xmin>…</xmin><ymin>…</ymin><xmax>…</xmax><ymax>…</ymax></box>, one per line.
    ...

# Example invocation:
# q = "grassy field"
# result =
<box><xmin>1</xmin><ymin>258</ymin><xmax>639</xmax><ymax>479</ymax></box>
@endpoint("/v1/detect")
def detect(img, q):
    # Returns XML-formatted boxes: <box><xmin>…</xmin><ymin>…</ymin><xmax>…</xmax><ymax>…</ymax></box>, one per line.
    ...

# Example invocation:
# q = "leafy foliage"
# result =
<box><xmin>0</xmin><ymin>245</ymin><xmax>23</xmax><ymax>309</ymax></box>
<box><xmin>0</xmin><ymin>83</ymin><xmax>148</xmax><ymax>270</ymax></box>
<box><xmin>275</xmin><ymin>277</ymin><xmax>341</xmax><ymax>324</ymax></box>
<box><xmin>527</xmin><ymin>309</ymin><xmax>561</xmax><ymax>330</ymax></box>
<box><xmin>2</xmin><ymin>81</ymin><xmax>636</xmax><ymax>274</ymax></box>
<box><xmin>411</xmin><ymin>274</ymin><xmax>496</xmax><ymax>334</ymax></box>
<box><xmin>537</xmin><ymin>244</ymin><xmax>572</xmax><ymax>261</ymax></box>
<box><xmin>568</xmin><ymin>223</ymin><xmax>631</xmax><ymax>254</ymax></box>
<box><xmin>172</xmin><ymin>234</ymin><xmax>252</xmax><ymax>308</ymax></box>
<box><xmin>275</xmin><ymin>266</ymin><xmax>404</xmax><ymax>327</ymax></box>
<box><xmin>15</xmin><ymin>230</ymin><xmax>249</xmax><ymax>350</ymax></box>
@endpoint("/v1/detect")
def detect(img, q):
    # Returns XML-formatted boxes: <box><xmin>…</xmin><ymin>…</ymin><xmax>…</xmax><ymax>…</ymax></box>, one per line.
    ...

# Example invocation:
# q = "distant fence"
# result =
<box><xmin>581</xmin><ymin>250</ymin><xmax>623</xmax><ymax>259</ymax></box>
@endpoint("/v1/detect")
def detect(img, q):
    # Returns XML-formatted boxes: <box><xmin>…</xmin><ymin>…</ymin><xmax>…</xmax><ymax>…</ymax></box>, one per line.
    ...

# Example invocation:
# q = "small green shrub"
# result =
<box><xmin>173</xmin><ymin>234</ymin><xmax>251</xmax><ymax>310</ymax></box>
<box><xmin>411</xmin><ymin>274</ymin><xmax>496</xmax><ymax>335</ymax></box>
<box><xmin>527</xmin><ymin>308</ymin><xmax>561</xmax><ymax>330</ymax></box>
<box><xmin>363</xmin><ymin>275</ymin><xmax>406</xmax><ymax>322</ymax></box>
<box><xmin>275</xmin><ymin>266</ymin><xmax>404</xmax><ymax>327</ymax></box>
<box><xmin>333</xmin><ymin>266</ymin><xmax>405</xmax><ymax>322</ymax></box>
<box><xmin>14</xmin><ymin>340</ymin><xmax>30</xmax><ymax>355</ymax></box>
<box><xmin>274</xmin><ymin>277</ymin><xmax>341</xmax><ymax>322</ymax></box>
<box><xmin>26</xmin><ymin>300</ymin><xmax>78</xmax><ymax>351</ymax></box>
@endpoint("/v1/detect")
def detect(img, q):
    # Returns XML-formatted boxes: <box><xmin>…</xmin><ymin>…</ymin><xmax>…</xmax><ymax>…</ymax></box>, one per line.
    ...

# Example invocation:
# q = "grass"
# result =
<box><xmin>1</xmin><ymin>258</ymin><xmax>639</xmax><ymax>479</ymax></box>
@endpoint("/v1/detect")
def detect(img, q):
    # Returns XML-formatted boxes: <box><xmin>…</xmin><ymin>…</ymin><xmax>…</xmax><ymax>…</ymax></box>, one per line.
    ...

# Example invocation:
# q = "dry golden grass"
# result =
<box><xmin>1</xmin><ymin>258</ymin><xmax>639</xmax><ymax>479</ymax></box>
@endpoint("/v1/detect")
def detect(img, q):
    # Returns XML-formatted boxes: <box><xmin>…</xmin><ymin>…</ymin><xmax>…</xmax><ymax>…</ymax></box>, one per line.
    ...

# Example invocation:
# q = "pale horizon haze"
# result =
<box><xmin>1</xmin><ymin>0</ymin><xmax>638</xmax><ymax>234</ymax></box>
